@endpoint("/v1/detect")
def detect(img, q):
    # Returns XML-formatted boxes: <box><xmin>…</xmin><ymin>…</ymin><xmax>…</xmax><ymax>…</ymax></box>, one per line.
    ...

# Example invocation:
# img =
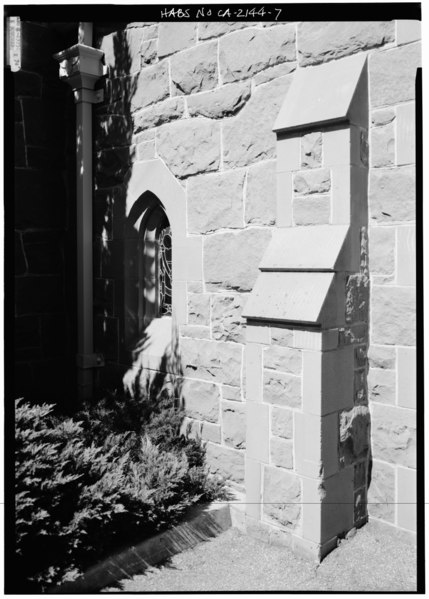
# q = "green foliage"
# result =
<box><xmin>15</xmin><ymin>388</ymin><xmax>225</xmax><ymax>591</ymax></box>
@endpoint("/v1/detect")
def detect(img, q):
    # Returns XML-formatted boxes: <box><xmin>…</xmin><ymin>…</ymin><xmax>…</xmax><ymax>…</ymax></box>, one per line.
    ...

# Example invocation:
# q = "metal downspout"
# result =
<box><xmin>54</xmin><ymin>23</ymin><xmax>105</xmax><ymax>399</ymax></box>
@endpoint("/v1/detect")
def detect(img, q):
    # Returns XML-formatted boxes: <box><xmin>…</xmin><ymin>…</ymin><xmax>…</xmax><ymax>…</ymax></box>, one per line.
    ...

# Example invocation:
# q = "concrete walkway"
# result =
<box><xmin>102</xmin><ymin>520</ymin><xmax>417</xmax><ymax>593</ymax></box>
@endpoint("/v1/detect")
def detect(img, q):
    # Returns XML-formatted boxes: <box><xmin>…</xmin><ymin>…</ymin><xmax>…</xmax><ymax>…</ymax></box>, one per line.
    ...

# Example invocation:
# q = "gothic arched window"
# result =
<box><xmin>138</xmin><ymin>203</ymin><xmax>172</xmax><ymax>330</ymax></box>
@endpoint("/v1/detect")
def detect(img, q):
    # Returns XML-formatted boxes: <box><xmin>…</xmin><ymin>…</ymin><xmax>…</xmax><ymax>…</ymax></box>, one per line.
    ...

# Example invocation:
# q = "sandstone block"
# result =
<box><xmin>371</xmin><ymin>285</ymin><xmax>415</xmax><ymax>345</ymax></box>
<box><xmin>345</xmin><ymin>274</ymin><xmax>369</xmax><ymax>324</ymax></box>
<box><xmin>397</xmin><ymin>466</ymin><xmax>416</xmax><ymax>532</ymax></box>
<box><xmin>188</xmin><ymin>293</ymin><xmax>210</xmax><ymax>325</ymax></box>
<box><xmin>370</xmin><ymin>42</ymin><xmax>421</xmax><ymax>107</ymax></box>
<box><xmin>367</xmin><ymin>459</ymin><xmax>395</xmax><ymax>522</ymax></box>
<box><xmin>397</xmin><ymin>347</ymin><xmax>416</xmax><ymax>410</ymax></box>
<box><xmin>140</xmin><ymin>38</ymin><xmax>157</xmax><ymax>65</ymax></box>
<box><xmin>271</xmin><ymin>407</ymin><xmax>293</xmax><ymax>439</ymax></box>
<box><xmin>220</xmin><ymin>25</ymin><xmax>295</xmax><ymax>83</ymax></box>
<box><xmin>206</xmin><ymin>442</ymin><xmax>244</xmax><ymax>483</ymax></box>
<box><xmin>182</xmin><ymin>378</ymin><xmax>220</xmax><ymax>422</ymax></box>
<box><xmin>137</xmin><ymin>140</ymin><xmax>156</xmax><ymax>161</ymax></box>
<box><xmin>222</xmin><ymin>385</ymin><xmax>242</xmax><ymax>402</ymax></box>
<box><xmin>370</xmin><ymin>166</ymin><xmax>415</xmax><ymax>223</ymax></box>
<box><xmin>187</xmin><ymin>81</ymin><xmax>250</xmax><ymax>119</ymax></box>
<box><xmin>369</xmin><ymin>226</ymin><xmax>395</xmax><ymax>276</ymax></box>
<box><xmin>187</xmin><ymin>170</ymin><xmax>244</xmax><ymax>234</ymax></box>
<box><xmin>368</xmin><ymin>345</ymin><xmax>396</xmax><ymax>370</ymax></box>
<box><xmin>171</xmin><ymin>41</ymin><xmax>218</xmax><ymax>95</ymax></box>
<box><xmin>371</xmin><ymin>403</ymin><xmax>416</xmax><ymax>468</ymax></box>
<box><xmin>198</xmin><ymin>22</ymin><xmax>252</xmax><ymax>40</ymax></box>
<box><xmin>223</xmin><ymin>76</ymin><xmax>291</xmax><ymax>169</ymax></box>
<box><xmin>246</xmin><ymin>402</ymin><xmax>269</xmax><ymax>462</ymax></box>
<box><xmin>222</xmin><ymin>402</ymin><xmax>246</xmax><ymax>449</ymax></box>
<box><xmin>270</xmin><ymin>437</ymin><xmax>293</xmax><ymax>469</ymax></box>
<box><xmin>254</xmin><ymin>62</ymin><xmax>297</xmax><ymax>86</ymax></box>
<box><xmin>371</xmin><ymin>108</ymin><xmax>395</xmax><ymax>127</ymax></box>
<box><xmin>246</xmin><ymin>324</ymin><xmax>271</xmax><ymax>345</ymax></box>
<box><xmin>101</xmin><ymin>29</ymin><xmax>143</xmax><ymax>75</ymax></box>
<box><xmin>245</xmin><ymin>458</ymin><xmax>262</xmax><ymax>520</ymax></box>
<box><xmin>301</xmin><ymin>132</ymin><xmax>322</xmax><ymax>169</ymax></box>
<box><xmin>180</xmin><ymin>324</ymin><xmax>211</xmax><ymax>340</ymax></box>
<box><xmin>368</xmin><ymin>367</ymin><xmax>396</xmax><ymax>404</ymax></box>
<box><xmin>293</xmin><ymin>196</ymin><xmax>330</xmax><ymax>226</ymax></box>
<box><xmin>158</xmin><ymin>22</ymin><xmax>196</xmax><ymax>57</ymax></box>
<box><xmin>245</xmin><ymin>344</ymin><xmax>263</xmax><ymax>403</ymax></box>
<box><xmin>396</xmin><ymin>103</ymin><xmax>416</xmax><ymax>166</ymax></box>
<box><xmin>370</xmin><ymin>122</ymin><xmax>395</xmax><ymax>168</ymax></box>
<box><xmin>263</xmin><ymin>467</ymin><xmax>301</xmax><ymax>528</ymax></box>
<box><xmin>245</xmin><ymin>160</ymin><xmax>276</xmax><ymax>226</ymax></box>
<box><xmin>397</xmin><ymin>225</ymin><xmax>416</xmax><ymax>286</ymax></box>
<box><xmin>180</xmin><ymin>338</ymin><xmax>242</xmax><ymax>386</ymax></box>
<box><xmin>157</xmin><ymin>118</ymin><xmax>220</xmax><ymax>178</ymax></box>
<box><xmin>271</xmin><ymin>327</ymin><xmax>294</xmax><ymax>347</ymax></box>
<box><xmin>294</xmin><ymin>169</ymin><xmax>331</xmax><ymax>194</ymax></box>
<box><xmin>204</xmin><ymin>228</ymin><xmax>271</xmax><ymax>292</ymax></box>
<box><xmin>263</xmin><ymin>370</ymin><xmax>301</xmax><ymax>408</ymax></box>
<box><xmin>200</xmin><ymin>421</ymin><xmax>221</xmax><ymax>444</ymax></box>
<box><xmin>211</xmin><ymin>294</ymin><xmax>246</xmax><ymax>343</ymax></box>
<box><xmin>396</xmin><ymin>19</ymin><xmax>421</xmax><ymax>45</ymax></box>
<box><xmin>339</xmin><ymin>405</ymin><xmax>371</xmax><ymax>467</ymax></box>
<box><xmin>133</xmin><ymin>98</ymin><xmax>184</xmax><ymax>133</ymax></box>
<box><xmin>263</xmin><ymin>346</ymin><xmax>302</xmax><ymax>375</ymax></box>
<box><xmin>141</xmin><ymin>24</ymin><xmax>158</xmax><ymax>40</ymax></box>
<box><xmin>298</xmin><ymin>21</ymin><xmax>394</xmax><ymax>66</ymax></box>
<box><xmin>131</xmin><ymin>62</ymin><xmax>170</xmax><ymax>111</ymax></box>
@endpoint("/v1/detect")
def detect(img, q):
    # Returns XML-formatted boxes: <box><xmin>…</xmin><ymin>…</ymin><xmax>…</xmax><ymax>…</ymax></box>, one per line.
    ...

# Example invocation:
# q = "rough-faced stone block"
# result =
<box><xmin>370</xmin><ymin>42</ymin><xmax>421</xmax><ymax>107</ymax></box>
<box><xmin>180</xmin><ymin>338</ymin><xmax>242</xmax><ymax>386</ymax></box>
<box><xmin>187</xmin><ymin>81</ymin><xmax>251</xmax><ymax>119</ymax></box>
<box><xmin>254</xmin><ymin>62</ymin><xmax>297</xmax><ymax>86</ymax></box>
<box><xmin>371</xmin><ymin>108</ymin><xmax>396</xmax><ymax>127</ymax></box>
<box><xmin>130</xmin><ymin>62</ymin><xmax>170</xmax><ymax>111</ymax></box>
<box><xmin>204</xmin><ymin>228</ymin><xmax>271</xmax><ymax>292</ymax></box>
<box><xmin>397</xmin><ymin>347</ymin><xmax>416</xmax><ymax>410</ymax></box>
<box><xmin>223</xmin><ymin>76</ymin><xmax>292</xmax><ymax>169</ymax></box>
<box><xmin>133</xmin><ymin>98</ymin><xmax>184</xmax><ymax>133</ymax></box>
<box><xmin>339</xmin><ymin>405</ymin><xmax>371</xmax><ymax>467</ymax></box>
<box><xmin>293</xmin><ymin>196</ymin><xmax>330</xmax><ymax>226</ymax></box>
<box><xmin>171</xmin><ymin>41</ymin><xmax>218</xmax><ymax>95</ymax></box>
<box><xmin>370</xmin><ymin>122</ymin><xmax>395</xmax><ymax>168</ymax></box>
<box><xmin>397</xmin><ymin>466</ymin><xmax>416</xmax><ymax>532</ymax></box>
<box><xmin>397</xmin><ymin>225</ymin><xmax>416</xmax><ymax>287</ymax></box>
<box><xmin>368</xmin><ymin>368</ymin><xmax>396</xmax><ymax>404</ymax></box>
<box><xmin>271</xmin><ymin>327</ymin><xmax>294</xmax><ymax>347</ymax></box>
<box><xmin>263</xmin><ymin>467</ymin><xmax>301</xmax><ymax>529</ymax></box>
<box><xmin>245</xmin><ymin>160</ymin><xmax>277</xmax><ymax>226</ymax></box>
<box><xmin>158</xmin><ymin>22</ymin><xmax>196</xmax><ymax>57</ymax></box>
<box><xmin>345</xmin><ymin>274</ymin><xmax>369</xmax><ymax>324</ymax></box>
<box><xmin>140</xmin><ymin>38</ymin><xmax>157</xmax><ymax>65</ymax></box>
<box><xmin>263</xmin><ymin>370</ymin><xmax>301</xmax><ymax>408</ymax></box>
<box><xmin>157</xmin><ymin>119</ymin><xmax>220</xmax><ymax>178</ymax></box>
<box><xmin>367</xmin><ymin>459</ymin><xmax>395</xmax><ymax>522</ymax></box>
<box><xmin>206</xmin><ymin>442</ymin><xmax>244</xmax><ymax>484</ymax></box>
<box><xmin>188</xmin><ymin>293</ymin><xmax>210</xmax><ymax>325</ymax></box>
<box><xmin>222</xmin><ymin>401</ymin><xmax>246</xmax><ymax>449</ymax></box>
<box><xmin>220</xmin><ymin>25</ymin><xmax>295</xmax><ymax>83</ymax></box>
<box><xmin>271</xmin><ymin>407</ymin><xmax>293</xmax><ymax>439</ymax></box>
<box><xmin>246</xmin><ymin>402</ymin><xmax>269</xmax><ymax>462</ymax></box>
<box><xmin>222</xmin><ymin>384</ymin><xmax>242</xmax><ymax>402</ymax></box>
<box><xmin>298</xmin><ymin>21</ymin><xmax>394</xmax><ymax>66</ymax></box>
<box><xmin>294</xmin><ymin>169</ymin><xmax>331</xmax><ymax>195</ymax></box>
<box><xmin>200</xmin><ymin>421</ymin><xmax>221</xmax><ymax>443</ymax></box>
<box><xmin>263</xmin><ymin>345</ymin><xmax>302</xmax><ymax>375</ymax></box>
<box><xmin>369</xmin><ymin>226</ymin><xmax>395</xmax><ymax>276</ymax></box>
<box><xmin>187</xmin><ymin>170</ymin><xmax>245</xmax><ymax>234</ymax></box>
<box><xmin>270</xmin><ymin>437</ymin><xmax>293</xmax><ymax>469</ymax></box>
<box><xmin>301</xmin><ymin>132</ymin><xmax>322</xmax><ymax>169</ymax></box>
<box><xmin>211</xmin><ymin>294</ymin><xmax>246</xmax><ymax>343</ymax></box>
<box><xmin>371</xmin><ymin>285</ymin><xmax>415</xmax><ymax>346</ymax></box>
<box><xmin>396</xmin><ymin>103</ymin><xmax>415</xmax><ymax>166</ymax></box>
<box><xmin>368</xmin><ymin>345</ymin><xmax>396</xmax><ymax>370</ymax></box>
<box><xmin>198</xmin><ymin>21</ymin><xmax>251</xmax><ymax>40</ymax></box>
<box><xmin>371</xmin><ymin>403</ymin><xmax>416</xmax><ymax>468</ymax></box>
<box><xmin>370</xmin><ymin>167</ymin><xmax>415</xmax><ymax>223</ymax></box>
<box><xmin>180</xmin><ymin>324</ymin><xmax>211</xmax><ymax>340</ymax></box>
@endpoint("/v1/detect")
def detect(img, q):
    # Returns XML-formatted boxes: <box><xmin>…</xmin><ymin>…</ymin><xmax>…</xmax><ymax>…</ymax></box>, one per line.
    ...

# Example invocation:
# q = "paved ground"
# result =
<box><xmin>103</xmin><ymin>520</ymin><xmax>417</xmax><ymax>593</ymax></box>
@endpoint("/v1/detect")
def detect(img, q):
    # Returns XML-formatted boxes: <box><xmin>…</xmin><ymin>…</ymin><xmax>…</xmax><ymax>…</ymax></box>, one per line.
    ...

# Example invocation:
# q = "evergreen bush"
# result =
<box><xmin>15</xmin><ymin>387</ymin><xmax>225</xmax><ymax>591</ymax></box>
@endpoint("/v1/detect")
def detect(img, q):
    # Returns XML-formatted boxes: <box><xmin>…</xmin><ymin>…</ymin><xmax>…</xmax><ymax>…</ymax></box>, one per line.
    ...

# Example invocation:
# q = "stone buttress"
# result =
<box><xmin>242</xmin><ymin>54</ymin><xmax>370</xmax><ymax>560</ymax></box>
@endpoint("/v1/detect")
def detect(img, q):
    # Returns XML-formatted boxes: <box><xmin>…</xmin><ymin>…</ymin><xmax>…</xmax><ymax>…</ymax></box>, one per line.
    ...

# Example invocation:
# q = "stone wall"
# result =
<box><xmin>93</xmin><ymin>20</ymin><xmax>419</xmax><ymax>535</ymax></box>
<box><xmin>14</xmin><ymin>22</ymin><xmax>76</xmax><ymax>405</ymax></box>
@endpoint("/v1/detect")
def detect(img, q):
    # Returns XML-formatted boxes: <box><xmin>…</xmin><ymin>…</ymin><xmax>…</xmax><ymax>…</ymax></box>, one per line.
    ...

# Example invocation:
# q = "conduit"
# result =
<box><xmin>54</xmin><ymin>23</ymin><xmax>105</xmax><ymax>399</ymax></box>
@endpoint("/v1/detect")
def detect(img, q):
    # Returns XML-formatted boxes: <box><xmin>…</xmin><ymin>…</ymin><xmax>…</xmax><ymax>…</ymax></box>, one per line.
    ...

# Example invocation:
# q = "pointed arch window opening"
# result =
<box><xmin>138</xmin><ymin>205</ymin><xmax>172</xmax><ymax>331</ymax></box>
